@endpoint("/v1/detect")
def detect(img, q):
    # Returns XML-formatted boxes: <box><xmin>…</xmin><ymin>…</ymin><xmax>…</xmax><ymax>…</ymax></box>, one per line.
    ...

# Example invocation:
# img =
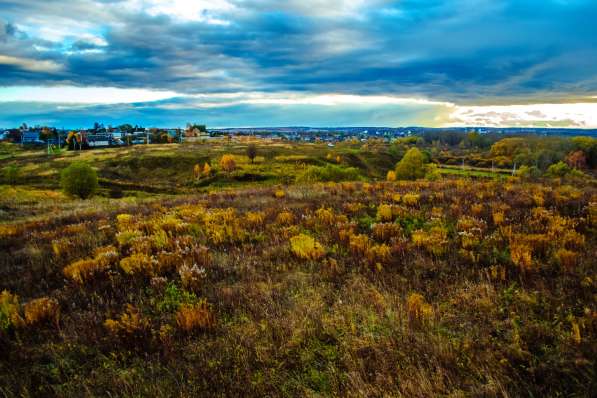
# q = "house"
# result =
<box><xmin>21</xmin><ymin>130</ymin><xmax>44</xmax><ymax>144</ymax></box>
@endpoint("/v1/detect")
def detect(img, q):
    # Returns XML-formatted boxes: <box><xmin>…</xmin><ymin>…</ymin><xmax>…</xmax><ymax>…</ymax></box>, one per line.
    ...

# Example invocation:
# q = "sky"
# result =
<box><xmin>1</xmin><ymin>0</ymin><xmax>597</xmax><ymax>128</ymax></box>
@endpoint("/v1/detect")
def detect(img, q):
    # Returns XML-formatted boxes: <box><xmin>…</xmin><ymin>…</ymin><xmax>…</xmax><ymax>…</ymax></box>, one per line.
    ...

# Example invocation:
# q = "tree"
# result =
<box><xmin>60</xmin><ymin>162</ymin><xmax>98</xmax><ymax>199</ymax></box>
<box><xmin>394</xmin><ymin>147</ymin><xmax>427</xmax><ymax>180</ymax></box>
<box><xmin>220</xmin><ymin>154</ymin><xmax>236</xmax><ymax>173</ymax></box>
<box><xmin>246</xmin><ymin>143</ymin><xmax>257</xmax><ymax>163</ymax></box>
<box><xmin>565</xmin><ymin>150</ymin><xmax>587</xmax><ymax>170</ymax></box>
<box><xmin>202</xmin><ymin>162</ymin><xmax>212</xmax><ymax>176</ymax></box>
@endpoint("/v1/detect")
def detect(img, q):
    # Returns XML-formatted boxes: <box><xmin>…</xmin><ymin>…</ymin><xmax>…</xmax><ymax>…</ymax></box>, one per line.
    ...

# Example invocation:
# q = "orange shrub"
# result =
<box><xmin>406</xmin><ymin>293</ymin><xmax>433</xmax><ymax>324</ymax></box>
<box><xmin>23</xmin><ymin>297</ymin><xmax>59</xmax><ymax>326</ymax></box>
<box><xmin>246</xmin><ymin>211</ymin><xmax>266</xmax><ymax>228</ymax></box>
<box><xmin>105</xmin><ymin>304</ymin><xmax>149</xmax><ymax>338</ymax></box>
<box><xmin>175</xmin><ymin>301</ymin><xmax>215</xmax><ymax>332</ymax></box>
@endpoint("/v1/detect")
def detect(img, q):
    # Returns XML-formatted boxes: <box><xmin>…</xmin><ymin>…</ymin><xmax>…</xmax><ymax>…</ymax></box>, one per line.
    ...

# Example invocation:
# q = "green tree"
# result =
<box><xmin>394</xmin><ymin>147</ymin><xmax>427</xmax><ymax>180</ymax></box>
<box><xmin>60</xmin><ymin>162</ymin><xmax>98</xmax><ymax>199</ymax></box>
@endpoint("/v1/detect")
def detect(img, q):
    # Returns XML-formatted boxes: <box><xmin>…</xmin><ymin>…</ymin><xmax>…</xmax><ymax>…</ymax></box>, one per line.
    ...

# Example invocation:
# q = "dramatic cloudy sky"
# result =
<box><xmin>1</xmin><ymin>0</ymin><xmax>597</xmax><ymax>128</ymax></box>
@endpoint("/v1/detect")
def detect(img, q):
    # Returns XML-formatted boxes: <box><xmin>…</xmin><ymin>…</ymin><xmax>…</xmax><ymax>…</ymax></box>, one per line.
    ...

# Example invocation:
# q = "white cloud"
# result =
<box><xmin>446</xmin><ymin>103</ymin><xmax>597</xmax><ymax>128</ymax></box>
<box><xmin>0</xmin><ymin>86</ymin><xmax>180</xmax><ymax>104</ymax></box>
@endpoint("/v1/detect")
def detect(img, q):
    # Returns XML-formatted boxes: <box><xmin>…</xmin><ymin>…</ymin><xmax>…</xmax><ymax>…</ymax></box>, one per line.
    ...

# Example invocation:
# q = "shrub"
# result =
<box><xmin>297</xmin><ymin>164</ymin><xmax>361</xmax><ymax>183</ymax></box>
<box><xmin>395</xmin><ymin>148</ymin><xmax>427</xmax><ymax>180</ymax></box>
<box><xmin>406</xmin><ymin>293</ymin><xmax>433</xmax><ymax>324</ymax></box>
<box><xmin>4</xmin><ymin>164</ymin><xmax>20</xmax><ymax>185</ymax></box>
<box><xmin>23</xmin><ymin>297</ymin><xmax>59</xmax><ymax>326</ymax></box>
<box><xmin>105</xmin><ymin>304</ymin><xmax>149</xmax><ymax>338</ymax></box>
<box><xmin>290</xmin><ymin>234</ymin><xmax>325</xmax><ymax>260</ymax></box>
<box><xmin>276</xmin><ymin>211</ymin><xmax>295</xmax><ymax>225</ymax></box>
<box><xmin>178</xmin><ymin>263</ymin><xmax>207</xmax><ymax>291</ymax></box>
<box><xmin>120</xmin><ymin>253</ymin><xmax>155</xmax><ymax>276</ymax></box>
<box><xmin>376</xmin><ymin>204</ymin><xmax>394</xmax><ymax>222</ymax></box>
<box><xmin>386</xmin><ymin>170</ymin><xmax>397</xmax><ymax>181</ymax></box>
<box><xmin>220</xmin><ymin>154</ymin><xmax>236</xmax><ymax>172</ymax></box>
<box><xmin>0</xmin><ymin>290</ymin><xmax>23</xmax><ymax>331</ymax></box>
<box><xmin>60</xmin><ymin>161</ymin><xmax>98</xmax><ymax>199</ymax></box>
<box><xmin>175</xmin><ymin>301</ymin><xmax>215</xmax><ymax>332</ymax></box>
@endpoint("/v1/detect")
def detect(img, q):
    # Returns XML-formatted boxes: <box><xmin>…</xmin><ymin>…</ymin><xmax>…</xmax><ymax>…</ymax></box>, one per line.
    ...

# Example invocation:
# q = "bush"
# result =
<box><xmin>290</xmin><ymin>234</ymin><xmax>325</xmax><ymax>260</ymax></box>
<box><xmin>3</xmin><ymin>164</ymin><xmax>20</xmax><ymax>185</ymax></box>
<box><xmin>60</xmin><ymin>162</ymin><xmax>98</xmax><ymax>199</ymax></box>
<box><xmin>297</xmin><ymin>164</ymin><xmax>361</xmax><ymax>183</ymax></box>
<box><xmin>394</xmin><ymin>147</ymin><xmax>427</xmax><ymax>180</ymax></box>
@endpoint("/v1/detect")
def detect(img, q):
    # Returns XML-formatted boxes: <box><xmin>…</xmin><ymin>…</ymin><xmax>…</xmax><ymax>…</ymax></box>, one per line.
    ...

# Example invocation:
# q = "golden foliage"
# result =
<box><xmin>105</xmin><ymin>304</ymin><xmax>149</xmax><ymax>337</ymax></box>
<box><xmin>315</xmin><ymin>207</ymin><xmax>335</xmax><ymax>225</ymax></box>
<box><xmin>376</xmin><ymin>204</ymin><xmax>394</xmax><ymax>222</ymax></box>
<box><xmin>246</xmin><ymin>211</ymin><xmax>266</xmax><ymax>228</ymax></box>
<box><xmin>203</xmin><ymin>208</ymin><xmax>246</xmax><ymax>244</ymax></box>
<box><xmin>202</xmin><ymin>162</ymin><xmax>212</xmax><ymax>176</ymax></box>
<box><xmin>119</xmin><ymin>253</ymin><xmax>155</xmax><ymax>276</ymax></box>
<box><xmin>290</xmin><ymin>234</ymin><xmax>325</xmax><ymax>260</ymax></box>
<box><xmin>372</xmin><ymin>223</ymin><xmax>402</xmax><ymax>241</ymax></box>
<box><xmin>406</xmin><ymin>293</ymin><xmax>433</xmax><ymax>324</ymax></box>
<box><xmin>411</xmin><ymin>226</ymin><xmax>449</xmax><ymax>256</ymax></box>
<box><xmin>63</xmin><ymin>247</ymin><xmax>117</xmax><ymax>284</ymax></box>
<box><xmin>220</xmin><ymin>154</ymin><xmax>236</xmax><ymax>172</ymax></box>
<box><xmin>555</xmin><ymin>248</ymin><xmax>577</xmax><ymax>271</ymax></box>
<box><xmin>274</xmin><ymin>189</ymin><xmax>286</xmax><ymax>199</ymax></box>
<box><xmin>23</xmin><ymin>297</ymin><xmax>59</xmax><ymax>326</ymax></box>
<box><xmin>510</xmin><ymin>242</ymin><xmax>532</xmax><ymax>271</ymax></box>
<box><xmin>386</xmin><ymin>170</ymin><xmax>397</xmax><ymax>182</ymax></box>
<box><xmin>402</xmin><ymin>193</ymin><xmax>420</xmax><ymax>206</ymax></box>
<box><xmin>175</xmin><ymin>301</ymin><xmax>215</xmax><ymax>332</ymax></box>
<box><xmin>276</xmin><ymin>211</ymin><xmax>295</xmax><ymax>226</ymax></box>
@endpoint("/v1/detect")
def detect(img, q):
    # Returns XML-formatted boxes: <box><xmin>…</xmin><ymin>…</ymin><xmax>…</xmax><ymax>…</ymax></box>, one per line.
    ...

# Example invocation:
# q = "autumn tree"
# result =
<box><xmin>247</xmin><ymin>143</ymin><xmax>257</xmax><ymax>163</ymax></box>
<box><xmin>394</xmin><ymin>147</ymin><xmax>427</xmax><ymax>180</ymax></box>
<box><xmin>220</xmin><ymin>154</ymin><xmax>236</xmax><ymax>173</ymax></box>
<box><xmin>565</xmin><ymin>150</ymin><xmax>587</xmax><ymax>169</ymax></box>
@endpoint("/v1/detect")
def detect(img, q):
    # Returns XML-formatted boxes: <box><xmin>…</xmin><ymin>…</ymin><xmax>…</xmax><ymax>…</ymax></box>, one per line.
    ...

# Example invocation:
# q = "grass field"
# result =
<box><xmin>1</xmin><ymin>141</ymin><xmax>596</xmax><ymax>397</ymax></box>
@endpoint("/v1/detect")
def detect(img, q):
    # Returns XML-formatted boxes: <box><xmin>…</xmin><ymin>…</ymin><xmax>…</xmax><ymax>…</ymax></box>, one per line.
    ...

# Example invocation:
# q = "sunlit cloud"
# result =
<box><xmin>0</xmin><ymin>55</ymin><xmax>63</xmax><ymax>73</ymax></box>
<box><xmin>0</xmin><ymin>86</ymin><xmax>180</xmax><ymax>104</ymax></box>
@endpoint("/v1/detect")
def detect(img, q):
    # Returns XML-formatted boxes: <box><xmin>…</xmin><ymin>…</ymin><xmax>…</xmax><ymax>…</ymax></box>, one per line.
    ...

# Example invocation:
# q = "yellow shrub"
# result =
<box><xmin>372</xmin><ymin>223</ymin><xmax>402</xmax><ymax>241</ymax></box>
<box><xmin>274</xmin><ymin>189</ymin><xmax>286</xmax><ymax>199</ymax></box>
<box><xmin>63</xmin><ymin>246</ymin><xmax>118</xmax><ymax>284</ymax></box>
<box><xmin>203</xmin><ymin>208</ymin><xmax>246</xmax><ymax>244</ymax></box>
<box><xmin>116</xmin><ymin>230</ymin><xmax>142</xmax><ymax>247</ymax></box>
<box><xmin>406</xmin><ymin>293</ymin><xmax>433</xmax><ymax>324</ymax></box>
<box><xmin>104</xmin><ymin>304</ymin><xmax>149</xmax><ymax>337</ymax></box>
<box><xmin>492</xmin><ymin>211</ymin><xmax>505</xmax><ymax>225</ymax></box>
<box><xmin>376</xmin><ymin>204</ymin><xmax>394</xmax><ymax>222</ymax></box>
<box><xmin>276</xmin><ymin>211</ymin><xmax>295</xmax><ymax>226</ymax></box>
<box><xmin>119</xmin><ymin>253</ymin><xmax>155</xmax><ymax>275</ymax></box>
<box><xmin>510</xmin><ymin>243</ymin><xmax>532</xmax><ymax>271</ymax></box>
<box><xmin>202</xmin><ymin>162</ymin><xmax>212</xmax><ymax>176</ymax></box>
<box><xmin>386</xmin><ymin>170</ymin><xmax>397</xmax><ymax>182</ymax></box>
<box><xmin>349</xmin><ymin>233</ymin><xmax>372</xmax><ymax>255</ymax></box>
<box><xmin>176</xmin><ymin>301</ymin><xmax>215</xmax><ymax>332</ymax></box>
<box><xmin>23</xmin><ymin>297</ymin><xmax>59</xmax><ymax>326</ymax></box>
<box><xmin>220</xmin><ymin>154</ymin><xmax>236</xmax><ymax>172</ymax></box>
<box><xmin>0</xmin><ymin>290</ymin><xmax>23</xmax><ymax>330</ymax></box>
<box><xmin>411</xmin><ymin>226</ymin><xmax>448</xmax><ymax>256</ymax></box>
<box><xmin>402</xmin><ymin>193</ymin><xmax>420</xmax><ymax>206</ymax></box>
<box><xmin>116</xmin><ymin>214</ymin><xmax>134</xmax><ymax>231</ymax></box>
<box><xmin>246</xmin><ymin>211</ymin><xmax>266</xmax><ymax>228</ymax></box>
<box><xmin>315</xmin><ymin>207</ymin><xmax>335</xmax><ymax>225</ymax></box>
<box><xmin>290</xmin><ymin>234</ymin><xmax>325</xmax><ymax>260</ymax></box>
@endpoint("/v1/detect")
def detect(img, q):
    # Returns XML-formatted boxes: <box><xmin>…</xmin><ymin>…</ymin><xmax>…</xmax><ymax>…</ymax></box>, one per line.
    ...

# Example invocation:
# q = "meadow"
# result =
<box><xmin>0</xmin><ymin>137</ymin><xmax>595</xmax><ymax>397</ymax></box>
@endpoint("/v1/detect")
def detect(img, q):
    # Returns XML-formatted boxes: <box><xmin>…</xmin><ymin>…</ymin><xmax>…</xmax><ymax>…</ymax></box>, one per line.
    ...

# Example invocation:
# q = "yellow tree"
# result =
<box><xmin>202</xmin><ymin>162</ymin><xmax>212</xmax><ymax>176</ymax></box>
<box><xmin>220</xmin><ymin>154</ymin><xmax>236</xmax><ymax>173</ymax></box>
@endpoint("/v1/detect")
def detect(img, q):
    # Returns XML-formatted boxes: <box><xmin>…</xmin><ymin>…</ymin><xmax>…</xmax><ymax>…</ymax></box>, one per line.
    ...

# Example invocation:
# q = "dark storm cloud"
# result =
<box><xmin>0</xmin><ymin>0</ymin><xmax>596</xmax><ymax>103</ymax></box>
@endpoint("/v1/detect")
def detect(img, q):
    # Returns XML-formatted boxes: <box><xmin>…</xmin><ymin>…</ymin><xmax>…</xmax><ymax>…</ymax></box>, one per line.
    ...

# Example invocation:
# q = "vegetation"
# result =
<box><xmin>60</xmin><ymin>161</ymin><xmax>98</xmax><ymax>199</ymax></box>
<box><xmin>0</xmin><ymin>135</ymin><xmax>595</xmax><ymax>396</ymax></box>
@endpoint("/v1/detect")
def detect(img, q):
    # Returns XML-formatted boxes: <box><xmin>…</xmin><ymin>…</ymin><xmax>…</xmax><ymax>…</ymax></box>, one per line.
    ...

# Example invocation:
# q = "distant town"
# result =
<box><xmin>2</xmin><ymin>122</ymin><xmax>596</xmax><ymax>149</ymax></box>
